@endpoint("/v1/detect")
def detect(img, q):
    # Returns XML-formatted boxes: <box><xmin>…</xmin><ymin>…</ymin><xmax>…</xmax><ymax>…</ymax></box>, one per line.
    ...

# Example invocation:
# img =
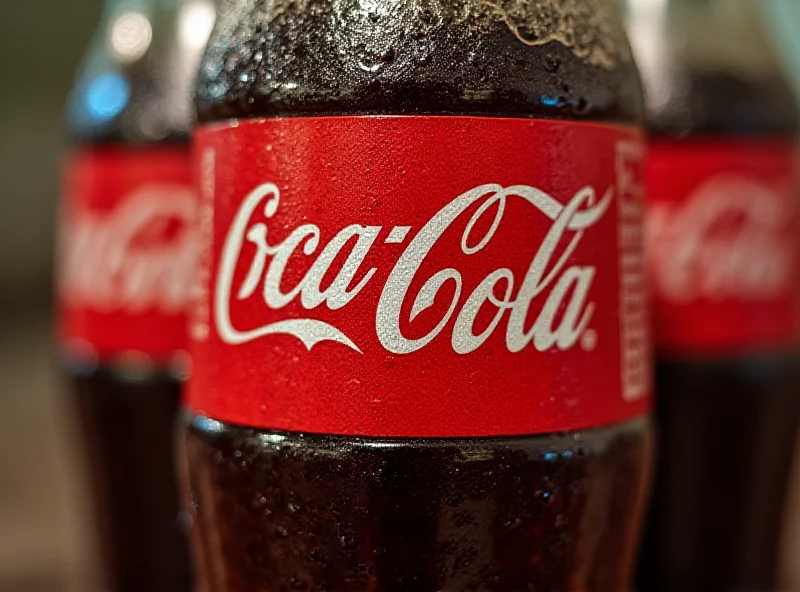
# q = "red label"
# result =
<box><xmin>646</xmin><ymin>139</ymin><xmax>800</xmax><ymax>355</ymax></box>
<box><xmin>58</xmin><ymin>147</ymin><xmax>197</xmax><ymax>365</ymax></box>
<box><xmin>187</xmin><ymin>116</ymin><xmax>651</xmax><ymax>437</ymax></box>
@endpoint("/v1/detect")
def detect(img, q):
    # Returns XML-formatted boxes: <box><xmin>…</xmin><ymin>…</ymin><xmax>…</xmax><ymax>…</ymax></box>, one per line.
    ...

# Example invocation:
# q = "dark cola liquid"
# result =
<box><xmin>186</xmin><ymin>0</ymin><xmax>652</xmax><ymax>590</ymax></box>
<box><xmin>629</xmin><ymin>0</ymin><xmax>800</xmax><ymax>588</ymax></box>
<box><xmin>639</xmin><ymin>168</ymin><xmax>800</xmax><ymax>585</ymax></box>
<box><xmin>71</xmin><ymin>366</ymin><xmax>192</xmax><ymax>592</ymax></box>
<box><xmin>185</xmin><ymin>417</ymin><xmax>652</xmax><ymax>591</ymax></box>
<box><xmin>638</xmin><ymin>356</ymin><xmax>800</xmax><ymax>591</ymax></box>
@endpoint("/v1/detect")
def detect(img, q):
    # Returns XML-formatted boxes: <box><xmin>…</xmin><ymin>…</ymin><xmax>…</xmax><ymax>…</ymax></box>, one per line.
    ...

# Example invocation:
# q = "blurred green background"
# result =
<box><xmin>0</xmin><ymin>2</ymin><xmax>101</xmax><ymax>590</ymax></box>
<box><xmin>1</xmin><ymin>0</ymin><xmax>800</xmax><ymax>590</ymax></box>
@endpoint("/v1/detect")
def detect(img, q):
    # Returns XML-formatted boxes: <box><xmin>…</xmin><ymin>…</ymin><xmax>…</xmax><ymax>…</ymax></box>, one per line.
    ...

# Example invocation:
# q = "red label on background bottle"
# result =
<box><xmin>187</xmin><ymin>116</ymin><xmax>651</xmax><ymax>437</ymax></box>
<box><xmin>58</xmin><ymin>147</ymin><xmax>197</xmax><ymax>365</ymax></box>
<box><xmin>646</xmin><ymin>139</ymin><xmax>800</xmax><ymax>355</ymax></box>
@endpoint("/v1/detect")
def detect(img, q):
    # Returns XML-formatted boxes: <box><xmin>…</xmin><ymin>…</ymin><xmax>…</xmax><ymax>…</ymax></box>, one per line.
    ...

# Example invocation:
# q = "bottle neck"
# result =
<box><xmin>678</xmin><ymin>0</ymin><xmax>779</xmax><ymax>74</ymax></box>
<box><xmin>69</xmin><ymin>0</ymin><xmax>215</xmax><ymax>144</ymax></box>
<box><xmin>95</xmin><ymin>0</ymin><xmax>214</xmax><ymax>64</ymax></box>
<box><xmin>97</xmin><ymin>0</ymin><xmax>203</xmax><ymax>33</ymax></box>
<box><xmin>99</xmin><ymin>0</ymin><xmax>154</xmax><ymax>20</ymax></box>
<box><xmin>629</xmin><ymin>0</ymin><xmax>782</xmax><ymax>80</ymax></box>
<box><xmin>99</xmin><ymin>0</ymin><xmax>176</xmax><ymax>16</ymax></box>
<box><xmin>625</xmin><ymin>0</ymin><xmax>798</xmax><ymax>136</ymax></box>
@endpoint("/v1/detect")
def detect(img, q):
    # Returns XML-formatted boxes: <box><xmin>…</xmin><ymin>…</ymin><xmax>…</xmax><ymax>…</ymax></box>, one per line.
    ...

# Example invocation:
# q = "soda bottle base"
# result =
<box><xmin>637</xmin><ymin>354</ymin><xmax>800</xmax><ymax>592</ymax></box>
<box><xmin>182</xmin><ymin>414</ymin><xmax>653</xmax><ymax>592</ymax></box>
<box><xmin>71</xmin><ymin>367</ymin><xmax>193</xmax><ymax>592</ymax></box>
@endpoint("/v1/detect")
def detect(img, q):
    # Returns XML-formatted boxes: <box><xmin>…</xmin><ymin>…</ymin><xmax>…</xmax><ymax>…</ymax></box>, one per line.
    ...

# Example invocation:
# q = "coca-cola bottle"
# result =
<box><xmin>183</xmin><ymin>1</ymin><xmax>653</xmax><ymax>590</ymax></box>
<box><xmin>627</xmin><ymin>0</ymin><xmax>800</xmax><ymax>589</ymax></box>
<box><xmin>58</xmin><ymin>0</ymin><xmax>214</xmax><ymax>589</ymax></box>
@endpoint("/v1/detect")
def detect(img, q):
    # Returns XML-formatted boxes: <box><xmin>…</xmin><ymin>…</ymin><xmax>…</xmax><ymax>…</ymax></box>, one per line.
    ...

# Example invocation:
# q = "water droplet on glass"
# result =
<box><xmin>419</xmin><ymin>8</ymin><xmax>435</xmax><ymax>25</ymax></box>
<box><xmin>536</xmin><ymin>485</ymin><xmax>557</xmax><ymax>507</ymax></box>
<box><xmin>381</xmin><ymin>47</ymin><xmax>395</xmax><ymax>63</ymax></box>
<box><xmin>544</xmin><ymin>54</ymin><xmax>560</xmax><ymax>73</ymax></box>
<box><xmin>340</xmin><ymin>533</ymin><xmax>359</xmax><ymax>550</ymax></box>
<box><xmin>251</xmin><ymin>495</ymin><xmax>268</xmax><ymax>512</ymax></box>
<box><xmin>414</xmin><ymin>51</ymin><xmax>431</xmax><ymax>67</ymax></box>
<box><xmin>571</xmin><ymin>97</ymin><xmax>590</xmax><ymax>116</ymax></box>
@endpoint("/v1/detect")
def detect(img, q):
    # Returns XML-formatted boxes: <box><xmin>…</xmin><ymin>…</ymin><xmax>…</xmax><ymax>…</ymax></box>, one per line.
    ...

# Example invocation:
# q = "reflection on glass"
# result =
<box><xmin>625</xmin><ymin>0</ymin><xmax>673</xmax><ymax>113</ymax></box>
<box><xmin>179</xmin><ymin>1</ymin><xmax>216</xmax><ymax>49</ymax></box>
<box><xmin>86</xmin><ymin>73</ymin><xmax>130</xmax><ymax>122</ymax></box>
<box><xmin>110</xmin><ymin>10</ymin><xmax>152</xmax><ymax>63</ymax></box>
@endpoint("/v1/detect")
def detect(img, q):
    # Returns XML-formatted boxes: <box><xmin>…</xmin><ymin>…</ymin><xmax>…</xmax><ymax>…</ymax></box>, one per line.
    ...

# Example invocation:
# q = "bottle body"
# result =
<box><xmin>184</xmin><ymin>1</ymin><xmax>653</xmax><ymax>589</ymax></box>
<box><xmin>71</xmin><ymin>368</ymin><xmax>191</xmax><ymax>592</ymax></box>
<box><xmin>58</xmin><ymin>0</ymin><xmax>214</xmax><ymax>589</ymax></box>
<box><xmin>640</xmin><ymin>357</ymin><xmax>800</xmax><ymax>589</ymax></box>
<box><xmin>627</xmin><ymin>0</ymin><xmax>800</xmax><ymax>588</ymax></box>
<box><xmin>186</xmin><ymin>418</ymin><xmax>651</xmax><ymax>591</ymax></box>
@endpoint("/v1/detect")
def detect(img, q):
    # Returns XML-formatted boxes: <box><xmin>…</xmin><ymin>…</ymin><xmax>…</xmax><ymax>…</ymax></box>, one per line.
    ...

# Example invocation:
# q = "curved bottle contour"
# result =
<box><xmin>67</xmin><ymin>0</ymin><xmax>215</xmax><ymax>145</ymax></box>
<box><xmin>626</xmin><ymin>0</ymin><xmax>799</xmax><ymax>136</ymax></box>
<box><xmin>185</xmin><ymin>415</ymin><xmax>653</xmax><ymax>591</ymax></box>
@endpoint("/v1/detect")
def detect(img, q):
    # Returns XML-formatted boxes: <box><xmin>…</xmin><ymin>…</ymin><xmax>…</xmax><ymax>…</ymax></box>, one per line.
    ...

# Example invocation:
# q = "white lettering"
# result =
<box><xmin>215</xmin><ymin>182</ymin><xmax>614</xmax><ymax>355</ymax></box>
<box><xmin>647</xmin><ymin>176</ymin><xmax>795</xmax><ymax>302</ymax></box>
<box><xmin>60</xmin><ymin>184</ymin><xmax>199</xmax><ymax>314</ymax></box>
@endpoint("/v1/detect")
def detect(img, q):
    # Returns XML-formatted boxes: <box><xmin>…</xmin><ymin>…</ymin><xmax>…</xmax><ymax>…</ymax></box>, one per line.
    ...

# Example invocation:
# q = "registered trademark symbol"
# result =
<box><xmin>581</xmin><ymin>329</ymin><xmax>598</xmax><ymax>351</ymax></box>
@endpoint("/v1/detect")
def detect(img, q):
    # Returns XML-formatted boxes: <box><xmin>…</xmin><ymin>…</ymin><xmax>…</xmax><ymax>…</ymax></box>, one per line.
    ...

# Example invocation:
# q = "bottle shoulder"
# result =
<box><xmin>196</xmin><ymin>0</ymin><xmax>644</xmax><ymax>126</ymax></box>
<box><xmin>629</xmin><ymin>0</ymin><xmax>800</xmax><ymax>137</ymax></box>
<box><xmin>67</xmin><ymin>6</ymin><xmax>208</xmax><ymax>145</ymax></box>
<box><xmin>68</xmin><ymin>66</ymin><xmax>192</xmax><ymax>145</ymax></box>
<box><xmin>644</xmin><ymin>64</ymin><xmax>800</xmax><ymax>138</ymax></box>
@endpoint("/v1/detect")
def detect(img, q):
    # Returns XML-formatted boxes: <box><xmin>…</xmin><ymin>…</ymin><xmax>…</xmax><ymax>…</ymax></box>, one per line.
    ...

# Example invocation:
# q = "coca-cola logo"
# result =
<box><xmin>646</xmin><ymin>176</ymin><xmax>796</xmax><ymax>303</ymax></box>
<box><xmin>60</xmin><ymin>184</ymin><xmax>199</xmax><ymax>313</ymax></box>
<box><xmin>215</xmin><ymin>182</ymin><xmax>613</xmax><ymax>354</ymax></box>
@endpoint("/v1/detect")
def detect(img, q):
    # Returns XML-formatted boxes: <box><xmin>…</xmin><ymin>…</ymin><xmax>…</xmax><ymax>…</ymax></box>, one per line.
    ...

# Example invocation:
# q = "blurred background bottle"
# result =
<box><xmin>627</xmin><ymin>0</ymin><xmax>800</xmax><ymax>589</ymax></box>
<box><xmin>57</xmin><ymin>0</ymin><xmax>213</xmax><ymax>590</ymax></box>
<box><xmin>769</xmin><ymin>2</ymin><xmax>800</xmax><ymax>588</ymax></box>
